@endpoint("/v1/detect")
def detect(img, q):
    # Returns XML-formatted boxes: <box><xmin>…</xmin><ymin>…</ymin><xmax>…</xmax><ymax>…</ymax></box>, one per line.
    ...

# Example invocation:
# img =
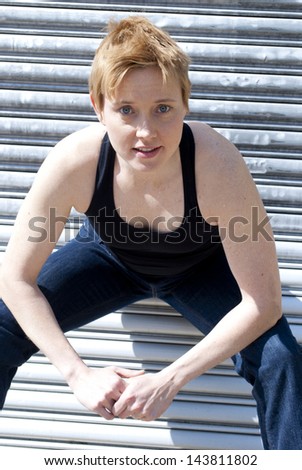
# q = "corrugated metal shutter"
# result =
<box><xmin>0</xmin><ymin>0</ymin><xmax>301</xmax><ymax>450</ymax></box>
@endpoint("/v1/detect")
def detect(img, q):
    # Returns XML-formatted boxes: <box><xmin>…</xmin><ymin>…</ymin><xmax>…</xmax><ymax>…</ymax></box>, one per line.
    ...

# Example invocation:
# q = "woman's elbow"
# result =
<box><xmin>243</xmin><ymin>289</ymin><xmax>282</xmax><ymax>330</ymax></box>
<box><xmin>0</xmin><ymin>263</ymin><xmax>28</xmax><ymax>302</ymax></box>
<box><xmin>258</xmin><ymin>293</ymin><xmax>283</xmax><ymax>330</ymax></box>
<box><xmin>0</xmin><ymin>264</ymin><xmax>13</xmax><ymax>301</ymax></box>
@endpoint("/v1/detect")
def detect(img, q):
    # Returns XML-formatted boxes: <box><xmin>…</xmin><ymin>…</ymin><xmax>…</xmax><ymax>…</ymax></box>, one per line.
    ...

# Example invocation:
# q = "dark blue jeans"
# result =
<box><xmin>1</xmin><ymin>219</ymin><xmax>302</xmax><ymax>449</ymax></box>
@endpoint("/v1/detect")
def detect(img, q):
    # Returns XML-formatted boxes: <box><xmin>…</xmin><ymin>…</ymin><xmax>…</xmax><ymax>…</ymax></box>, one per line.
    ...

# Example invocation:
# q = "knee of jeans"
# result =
<box><xmin>0</xmin><ymin>366</ymin><xmax>18</xmax><ymax>409</ymax></box>
<box><xmin>0</xmin><ymin>326</ymin><xmax>37</xmax><ymax>368</ymax></box>
<box><xmin>0</xmin><ymin>300</ymin><xmax>37</xmax><ymax>366</ymax></box>
<box><xmin>234</xmin><ymin>318</ymin><xmax>302</xmax><ymax>384</ymax></box>
<box><xmin>260</xmin><ymin>316</ymin><xmax>302</xmax><ymax>365</ymax></box>
<box><xmin>263</xmin><ymin>333</ymin><xmax>302</xmax><ymax>371</ymax></box>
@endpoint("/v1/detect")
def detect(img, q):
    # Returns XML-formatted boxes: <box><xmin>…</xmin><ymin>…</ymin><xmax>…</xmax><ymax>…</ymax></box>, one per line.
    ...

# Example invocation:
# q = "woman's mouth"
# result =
<box><xmin>133</xmin><ymin>146</ymin><xmax>161</xmax><ymax>158</ymax></box>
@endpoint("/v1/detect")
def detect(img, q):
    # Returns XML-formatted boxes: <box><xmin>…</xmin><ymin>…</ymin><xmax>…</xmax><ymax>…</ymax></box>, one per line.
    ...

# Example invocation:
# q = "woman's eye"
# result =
<box><xmin>158</xmin><ymin>104</ymin><xmax>170</xmax><ymax>113</ymax></box>
<box><xmin>120</xmin><ymin>106</ymin><xmax>133</xmax><ymax>115</ymax></box>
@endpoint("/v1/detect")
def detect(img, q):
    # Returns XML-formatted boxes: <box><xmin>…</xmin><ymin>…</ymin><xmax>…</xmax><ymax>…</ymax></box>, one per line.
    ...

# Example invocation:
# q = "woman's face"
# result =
<box><xmin>96</xmin><ymin>66</ymin><xmax>188</xmax><ymax>174</ymax></box>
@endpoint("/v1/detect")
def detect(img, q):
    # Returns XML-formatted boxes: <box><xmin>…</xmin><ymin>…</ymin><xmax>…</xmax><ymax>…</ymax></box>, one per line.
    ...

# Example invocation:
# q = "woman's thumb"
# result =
<box><xmin>114</xmin><ymin>367</ymin><xmax>145</xmax><ymax>378</ymax></box>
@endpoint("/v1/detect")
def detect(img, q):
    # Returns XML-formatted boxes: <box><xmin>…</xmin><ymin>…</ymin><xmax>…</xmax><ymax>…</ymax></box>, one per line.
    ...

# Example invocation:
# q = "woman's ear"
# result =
<box><xmin>90</xmin><ymin>92</ymin><xmax>104</xmax><ymax>124</ymax></box>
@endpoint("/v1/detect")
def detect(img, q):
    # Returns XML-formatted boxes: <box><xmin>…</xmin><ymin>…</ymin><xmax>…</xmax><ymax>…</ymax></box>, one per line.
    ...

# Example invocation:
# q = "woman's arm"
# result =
<box><xmin>112</xmin><ymin>123</ymin><xmax>282</xmax><ymax>421</ymax></box>
<box><xmin>0</xmin><ymin>124</ymin><xmax>141</xmax><ymax>418</ymax></box>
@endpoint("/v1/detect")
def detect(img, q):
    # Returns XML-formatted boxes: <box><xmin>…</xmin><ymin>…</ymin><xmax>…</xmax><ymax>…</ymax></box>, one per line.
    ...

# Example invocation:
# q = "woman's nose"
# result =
<box><xmin>135</xmin><ymin>118</ymin><xmax>157</xmax><ymax>139</ymax></box>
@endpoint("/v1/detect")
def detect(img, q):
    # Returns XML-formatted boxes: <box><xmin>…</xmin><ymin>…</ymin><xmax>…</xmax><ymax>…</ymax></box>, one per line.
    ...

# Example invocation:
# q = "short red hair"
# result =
<box><xmin>89</xmin><ymin>16</ymin><xmax>191</xmax><ymax>111</ymax></box>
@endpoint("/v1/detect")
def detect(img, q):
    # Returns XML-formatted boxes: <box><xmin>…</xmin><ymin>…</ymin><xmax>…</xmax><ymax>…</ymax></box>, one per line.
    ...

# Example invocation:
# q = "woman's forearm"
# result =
<box><xmin>159</xmin><ymin>299</ymin><xmax>281</xmax><ymax>392</ymax></box>
<box><xmin>1</xmin><ymin>278</ymin><xmax>145</xmax><ymax>418</ymax></box>
<box><xmin>1</xmin><ymin>279</ymin><xmax>87</xmax><ymax>382</ymax></box>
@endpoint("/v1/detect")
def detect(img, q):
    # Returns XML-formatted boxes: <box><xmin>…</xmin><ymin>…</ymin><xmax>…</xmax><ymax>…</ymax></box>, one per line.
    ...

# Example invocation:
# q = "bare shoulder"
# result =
<box><xmin>188</xmin><ymin>121</ymin><xmax>244</xmax><ymax>174</ymax></box>
<box><xmin>187</xmin><ymin>121</ymin><xmax>254</xmax><ymax>222</ymax></box>
<box><xmin>51</xmin><ymin>122</ymin><xmax>106</xmax><ymax>170</ymax></box>
<box><xmin>35</xmin><ymin>123</ymin><xmax>106</xmax><ymax>213</ymax></box>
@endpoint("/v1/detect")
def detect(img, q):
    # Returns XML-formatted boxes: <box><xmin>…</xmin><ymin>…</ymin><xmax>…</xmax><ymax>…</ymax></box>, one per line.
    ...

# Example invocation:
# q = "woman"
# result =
<box><xmin>0</xmin><ymin>16</ymin><xmax>301</xmax><ymax>449</ymax></box>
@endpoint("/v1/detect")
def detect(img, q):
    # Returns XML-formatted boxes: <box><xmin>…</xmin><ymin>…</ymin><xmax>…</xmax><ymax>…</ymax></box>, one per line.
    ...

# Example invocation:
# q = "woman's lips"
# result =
<box><xmin>133</xmin><ymin>146</ymin><xmax>161</xmax><ymax>158</ymax></box>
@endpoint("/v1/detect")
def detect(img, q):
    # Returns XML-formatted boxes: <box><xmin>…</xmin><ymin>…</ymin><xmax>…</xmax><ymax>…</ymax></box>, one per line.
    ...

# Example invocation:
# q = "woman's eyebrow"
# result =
<box><xmin>155</xmin><ymin>98</ymin><xmax>178</xmax><ymax>103</ymax></box>
<box><xmin>114</xmin><ymin>98</ymin><xmax>178</xmax><ymax>104</ymax></box>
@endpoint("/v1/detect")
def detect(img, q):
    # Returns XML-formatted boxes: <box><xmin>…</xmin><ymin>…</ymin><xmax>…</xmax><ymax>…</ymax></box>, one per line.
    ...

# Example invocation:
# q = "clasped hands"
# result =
<box><xmin>70</xmin><ymin>365</ymin><xmax>176</xmax><ymax>422</ymax></box>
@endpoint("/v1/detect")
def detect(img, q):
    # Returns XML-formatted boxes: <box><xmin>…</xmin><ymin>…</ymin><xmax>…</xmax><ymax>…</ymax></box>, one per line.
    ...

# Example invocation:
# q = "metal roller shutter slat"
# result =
<box><xmin>0</xmin><ymin>0</ymin><xmax>301</xmax><ymax>450</ymax></box>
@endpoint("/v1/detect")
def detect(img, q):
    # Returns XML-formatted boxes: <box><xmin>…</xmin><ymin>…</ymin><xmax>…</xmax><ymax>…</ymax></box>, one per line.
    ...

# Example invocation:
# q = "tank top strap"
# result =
<box><xmin>86</xmin><ymin>133</ymin><xmax>115</xmax><ymax>217</ymax></box>
<box><xmin>180</xmin><ymin>123</ymin><xmax>200</xmax><ymax>215</ymax></box>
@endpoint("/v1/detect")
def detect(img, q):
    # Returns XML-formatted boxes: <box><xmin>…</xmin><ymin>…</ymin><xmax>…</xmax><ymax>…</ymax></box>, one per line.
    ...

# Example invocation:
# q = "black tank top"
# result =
<box><xmin>85</xmin><ymin>123</ymin><xmax>221</xmax><ymax>277</ymax></box>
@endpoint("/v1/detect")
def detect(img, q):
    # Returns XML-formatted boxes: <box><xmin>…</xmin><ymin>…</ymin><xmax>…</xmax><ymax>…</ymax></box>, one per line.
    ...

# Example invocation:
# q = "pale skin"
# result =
<box><xmin>0</xmin><ymin>66</ymin><xmax>282</xmax><ymax>421</ymax></box>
